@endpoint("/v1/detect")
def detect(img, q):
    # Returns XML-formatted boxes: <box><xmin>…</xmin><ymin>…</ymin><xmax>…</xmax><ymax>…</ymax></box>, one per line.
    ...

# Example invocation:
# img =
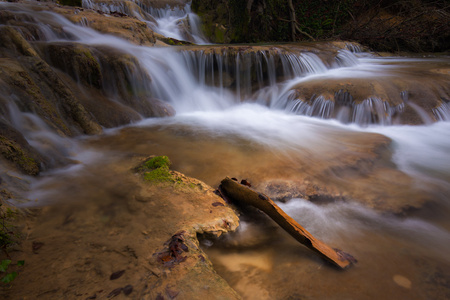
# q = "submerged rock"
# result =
<box><xmin>255</xmin><ymin>132</ymin><xmax>432</xmax><ymax>214</ymax></box>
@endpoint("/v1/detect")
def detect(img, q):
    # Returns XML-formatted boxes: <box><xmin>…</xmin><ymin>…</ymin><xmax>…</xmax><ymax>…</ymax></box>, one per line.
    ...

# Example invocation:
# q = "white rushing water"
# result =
<box><xmin>2</xmin><ymin>2</ymin><xmax>449</xmax><ymax>193</ymax></box>
<box><xmin>82</xmin><ymin>0</ymin><xmax>209</xmax><ymax>44</ymax></box>
<box><xmin>277</xmin><ymin>198</ymin><xmax>450</xmax><ymax>261</ymax></box>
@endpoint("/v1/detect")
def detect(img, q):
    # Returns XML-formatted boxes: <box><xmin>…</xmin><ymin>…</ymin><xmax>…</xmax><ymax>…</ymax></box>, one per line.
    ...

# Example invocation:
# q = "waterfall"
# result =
<box><xmin>2</xmin><ymin>1</ymin><xmax>449</xmax><ymax>126</ymax></box>
<box><xmin>433</xmin><ymin>102</ymin><xmax>450</xmax><ymax>121</ymax></box>
<box><xmin>81</xmin><ymin>0</ymin><xmax>209</xmax><ymax>44</ymax></box>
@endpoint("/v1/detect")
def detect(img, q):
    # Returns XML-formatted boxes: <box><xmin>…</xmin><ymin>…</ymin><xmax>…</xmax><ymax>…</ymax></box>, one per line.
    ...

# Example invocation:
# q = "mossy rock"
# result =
<box><xmin>136</xmin><ymin>156</ymin><xmax>200</xmax><ymax>189</ymax></box>
<box><xmin>157</xmin><ymin>36</ymin><xmax>192</xmax><ymax>46</ymax></box>
<box><xmin>144</xmin><ymin>167</ymin><xmax>174</xmax><ymax>183</ymax></box>
<box><xmin>38</xmin><ymin>43</ymin><xmax>102</xmax><ymax>89</ymax></box>
<box><xmin>0</xmin><ymin>137</ymin><xmax>40</xmax><ymax>176</ymax></box>
<box><xmin>0</xmin><ymin>26</ymin><xmax>38</xmax><ymax>57</ymax></box>
<box><xmin>0</xmin><ymin>119</ymin><xmax>44</xmax><ymax>176</ymax></box>
<box><xmin>139</xmin><ymin>156</ymin><xmax>175</xmax><ymax>183</ymax></box>
<box><xmin>142</xmin><ymin>155</ymin><xmax>171</xmax><ymax>170</ymax></box>
<box><xmin>0</xmin><ymin>56</ymin><xmax>102</xmax><ymax>136</ymax></box>
<box><xmin>63</xmin><ymin>8</ymin><xmax>157</xmax><ymax>46</ymax></box>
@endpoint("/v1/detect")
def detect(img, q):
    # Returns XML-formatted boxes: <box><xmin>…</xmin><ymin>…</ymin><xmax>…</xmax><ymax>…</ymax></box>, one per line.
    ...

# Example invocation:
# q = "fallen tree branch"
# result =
<box><xmin>219</xmin><ymin>177</ymin><xmax>356</xmax><ymax>269</ymax></box>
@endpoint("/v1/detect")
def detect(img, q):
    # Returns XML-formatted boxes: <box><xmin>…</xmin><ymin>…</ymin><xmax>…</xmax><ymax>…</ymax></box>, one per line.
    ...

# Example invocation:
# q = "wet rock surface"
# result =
<box><xmin>0</xmin><ymin>2</ymin><xmax>178</xmax><ymax>172</ymax></box>
<box><xmin>0</xmin><ymin>155</ymin><xmax>240</xmax><ymax>299</ymax></box>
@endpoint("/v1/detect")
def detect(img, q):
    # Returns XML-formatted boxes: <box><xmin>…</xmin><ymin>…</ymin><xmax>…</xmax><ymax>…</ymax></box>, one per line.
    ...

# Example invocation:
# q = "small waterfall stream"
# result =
<box><xmin>82</xmin><ymin>0</ymin><xmax>209</xmax><ymax>44</ymax></box>
<box><xmin>0</xmin><ymin>2</ymin><xmax>449</xmax><ymax>299</ymax></box>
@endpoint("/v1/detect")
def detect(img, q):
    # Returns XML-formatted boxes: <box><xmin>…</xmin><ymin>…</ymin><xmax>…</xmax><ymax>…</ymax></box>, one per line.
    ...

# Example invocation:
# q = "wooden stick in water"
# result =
<box><xmin>219</xmin><ymin>177</ymin><xmax>356</xmax><ymax>269</ymax></box>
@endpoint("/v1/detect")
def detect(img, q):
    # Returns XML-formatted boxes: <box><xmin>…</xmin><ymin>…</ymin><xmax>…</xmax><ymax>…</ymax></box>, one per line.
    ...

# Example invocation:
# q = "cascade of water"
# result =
<box><xmin>1</xmin><ymin>1</ymin><xmax>448</xmax><ymax>126</ymax></box>
<box><xmin>433</xmin><ymin>102</ymin><xmax>450</xmax><ymax>121</ymax></box>
<box><xmin>81</xmin><ymin>0</ymin><xmax>144</xmax><ymax>17</ymax></box>
<box><xmin>280</xmin><ymin>52</ymin><xmax>329</xmax><ymax>76</ymax></box>
<box><xmin>147</xmin><ymin>2</ymin><xmax>208</xmax><ymax>44</ymax></box>
<box><xmin>288</xmin><ymin>96</ymin><xmax>335</xmax><ymax>119</ymax></box>
<box><xmin>177</xmin><ymin>49</ymin><xmax>329</xmax><ymax>101</ymax></box>
<box><xmin>7</xmin><ymin>102</ymin><xmax>79</xmax><ymax>169</ymax></box>
<box><xmin>334</xmin><ymin>50</ymin><xmax>360</xmax><ymax>67</ymax></box>
<box><xmin>344</xmin><ymin>42</ymin><xmax>364</xmax><ymax>53</ymax></box>
<box><xmin>81</xmin><ymin>0</ymin><xmax>208</xmax><ymax>44</ymax></box>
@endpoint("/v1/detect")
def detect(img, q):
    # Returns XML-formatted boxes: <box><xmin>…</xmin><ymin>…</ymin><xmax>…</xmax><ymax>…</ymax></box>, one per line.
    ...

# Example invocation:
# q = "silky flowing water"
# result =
<box><xmin>1</xmin><ymin>2</ymin><xmax>450</xmax><ymax>299</ymax></box>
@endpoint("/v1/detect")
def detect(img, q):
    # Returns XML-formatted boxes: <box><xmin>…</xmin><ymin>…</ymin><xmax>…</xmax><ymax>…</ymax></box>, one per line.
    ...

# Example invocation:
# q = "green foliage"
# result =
<box><xmin>0</xmin><ymin>204</ymin><xmax>25</xmax><ymax>284</ymax></box>
<box><xmin>193</xmin><ymin>0</ymin><xmax>358</xmax><ymax>42</ymax></box>
<box><xmin>0</xmin><ymin>259</ymin><xmax>11</xmax><ymax>272</ymax></box>
<box><xmin>0</xmin><ymin>231</ymin><xmax>12</xmax><ymax>248</ymax></box>
<box><xmin>214</xmin><ymin>26</ymin><xmax>226</xmax><ymax>43</ymax></box>
<box><xmin>294</xmin><ymin>0</ymin><xmax>358</xmax><ymax>39</ymax></box>
<box><xmin>1</xmin><ymin>259</ymin><xmax>24</xmax><ymax>284</ymax></box>
<box><xmin>1</xmin><ymin>272</ymin><xmax>17</xmax><ymax>283</ymax></box>
<box><xmin>0</xmin><ymin>203</ymin><xmax>16</xmax><ymax>249</ymax></box>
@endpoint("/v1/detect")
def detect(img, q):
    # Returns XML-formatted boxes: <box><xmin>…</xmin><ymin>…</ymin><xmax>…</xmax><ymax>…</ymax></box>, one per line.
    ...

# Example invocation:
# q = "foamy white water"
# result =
<box><xmin>368</xmin><ymin>122</ymin><xmax>450</xmax><ymax>187</ymax></box>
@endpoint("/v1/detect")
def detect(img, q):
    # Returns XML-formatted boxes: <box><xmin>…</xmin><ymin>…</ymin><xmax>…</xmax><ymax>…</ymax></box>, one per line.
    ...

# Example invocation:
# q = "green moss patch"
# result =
<box><xmin>139</xmin><ymin>156</ymin><xmax>175</xmax><ymax>183</ymax></box>
<box><xmin>143</xmin><ymin>155</ymin><xmax>171</xmax><ymax>170</ymax></box>
<box><xmin>144</xmin><ymin>167</ymin><xmax>173</xmax><ymax>183</ymax></box>
<box><xmin>137</xmin><ymin>156</ymin><xmax>201</xmax><ymax>190</ymax></box>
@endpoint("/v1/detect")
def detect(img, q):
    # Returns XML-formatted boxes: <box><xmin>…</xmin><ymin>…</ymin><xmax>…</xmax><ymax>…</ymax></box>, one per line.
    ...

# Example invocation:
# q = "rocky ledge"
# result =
<box><xmin>1</xmin><ymin>156</ymin><xmax>241</xmax><ymax>299</ymax></box>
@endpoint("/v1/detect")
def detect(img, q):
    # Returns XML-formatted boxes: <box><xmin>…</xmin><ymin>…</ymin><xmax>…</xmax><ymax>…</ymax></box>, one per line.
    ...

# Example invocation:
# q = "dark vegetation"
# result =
<box><xmin>192</xmin><ymin>0</ymin><xmax>450</xmax><ymax>52</ymax></box>
<box><xmin>57</xmin><ymin>0</ymin><xmax>82</xmax><ymax>6</ymax></box>
<box><xmin>0</xmin><ymin>203</ymin><xmax>24</xmax><ymax>284</ymax></box>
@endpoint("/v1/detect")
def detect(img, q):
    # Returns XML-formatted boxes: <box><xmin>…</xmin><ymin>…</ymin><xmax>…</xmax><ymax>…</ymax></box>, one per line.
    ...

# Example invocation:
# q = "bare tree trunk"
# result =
<box><xmin>287</xmin><ymin>0</ymin><xmax>296</xmax><ymax>41</ymax></box>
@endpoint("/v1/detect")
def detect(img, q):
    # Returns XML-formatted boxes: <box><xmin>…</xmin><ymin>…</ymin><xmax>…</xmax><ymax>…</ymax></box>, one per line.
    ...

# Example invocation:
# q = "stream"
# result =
<box><xmin>1</xmin><ymin>1</ymin><xmax>450</xmax><ymax>299</ymax></box>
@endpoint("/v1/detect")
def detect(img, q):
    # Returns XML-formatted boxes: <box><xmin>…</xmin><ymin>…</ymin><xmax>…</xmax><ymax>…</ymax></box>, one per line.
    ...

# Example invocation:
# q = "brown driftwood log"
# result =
<box><xmin>219</xmin><ymin>177</ymin><xmax>355</xmax><ymax>269</ymax></box>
